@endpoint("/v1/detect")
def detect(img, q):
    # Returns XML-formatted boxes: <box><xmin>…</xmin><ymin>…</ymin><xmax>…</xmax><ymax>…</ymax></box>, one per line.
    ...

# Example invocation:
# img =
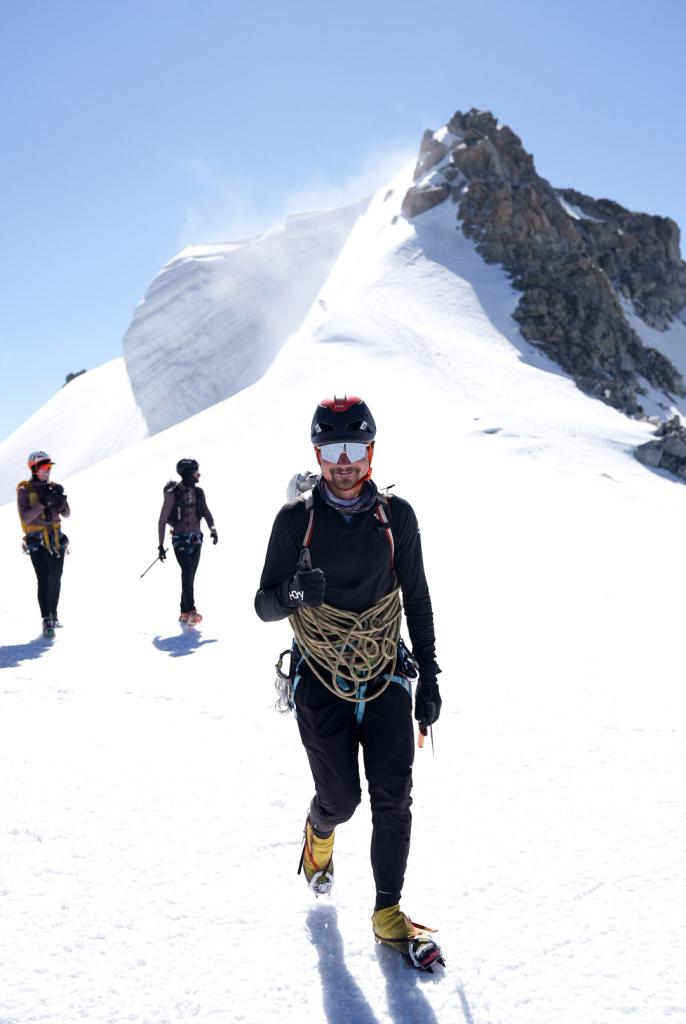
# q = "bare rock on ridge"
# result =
<box><xmin>402</xmin><ymin>185</ymin><xmax>450</xmax><ymax>218</ymax></box>
<box><xmin>403</xmin><ymin>108</ymin><xmax>686</xmax><ymax>419</ymax></box>
<box><xmin>635</xmin><ymin>415</ymin><xmax>686</xmax><ymax>478</ymax></box>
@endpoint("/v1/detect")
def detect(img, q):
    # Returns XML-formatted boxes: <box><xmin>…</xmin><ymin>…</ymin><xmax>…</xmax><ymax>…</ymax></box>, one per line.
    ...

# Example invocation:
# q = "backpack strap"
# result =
<box><xmin>174</xmin><ymin>483</ymin><xmax>184</xmax><ymax>523</ymax></box>
<box><xmin>163</xmin><ymin>481</ymin><xmax>181</xmax><ymax>525</ymax></box>
<box><xmin>374</xmin><ymin>496</ymin><xmax>394</xmax><ymax>566</ymax></box>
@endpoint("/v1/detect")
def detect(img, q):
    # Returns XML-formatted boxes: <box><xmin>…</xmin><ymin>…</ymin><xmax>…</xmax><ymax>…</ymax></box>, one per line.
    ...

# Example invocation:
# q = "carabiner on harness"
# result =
<box><xmin>274</xmin><ymin>648</ymin><xmax>294</xmax><ymax>714</ymax></box>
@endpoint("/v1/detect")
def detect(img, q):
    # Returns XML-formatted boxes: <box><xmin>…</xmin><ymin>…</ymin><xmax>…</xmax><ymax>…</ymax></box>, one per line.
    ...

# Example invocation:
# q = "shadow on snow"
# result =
<box><xmin>306</xmin><ymin>904</ymin><xmax>441</xmax><ymax>1024</ymax></box>
<box><xmin>152</xmin><ymin>629</ymin><xmax>218</xmax><ymax>658</ymax></box>
<box><xmin>0</xmin><ymin>635</ymin><xmax>55</xmax><ymax>669</ymax></box>
<box><xmin>411</xmin><ymin>216</ymin><xmax>576</xmax><ymax>386</ymax></box>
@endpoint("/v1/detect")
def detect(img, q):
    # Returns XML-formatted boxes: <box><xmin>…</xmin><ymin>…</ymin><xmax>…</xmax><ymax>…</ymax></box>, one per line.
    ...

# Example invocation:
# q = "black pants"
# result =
<box><xmin>29</xmin><ymin>546</ymin><xmax>65</xmax><ymax>619</ymax></box>
<box><xmin>294</xmin><ymin>664</ymin><xmax>415</xmax><ymax>909</ymax></box>
<box><xmin>174</xmin><ymin>543</ymin><xmax>202</xmax><ymax>612</ymax></box>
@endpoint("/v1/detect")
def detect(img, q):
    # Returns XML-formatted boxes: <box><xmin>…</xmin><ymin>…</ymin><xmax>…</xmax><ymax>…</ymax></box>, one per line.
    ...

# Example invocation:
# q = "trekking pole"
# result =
<box><xmin>139</xmin><ymin>556</ymin><xmax>162</xmax><ymax>579</ymax></box>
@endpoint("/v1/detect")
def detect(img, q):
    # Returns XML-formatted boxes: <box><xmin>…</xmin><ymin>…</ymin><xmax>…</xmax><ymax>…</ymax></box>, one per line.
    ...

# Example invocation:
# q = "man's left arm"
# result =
<box><xmin>200</xmin><ymin>489</ymin><xmax>217</xmax><ymax>543</ymax></box>
<box><xmin>392</xmin><ymin>498</ymin><xmax>442</xmax><ymax>726</ymax></box>
<box><xmin>392</xmin><ymin>498</ymin><xmax>440</xmax><ymax>677</ymax></box>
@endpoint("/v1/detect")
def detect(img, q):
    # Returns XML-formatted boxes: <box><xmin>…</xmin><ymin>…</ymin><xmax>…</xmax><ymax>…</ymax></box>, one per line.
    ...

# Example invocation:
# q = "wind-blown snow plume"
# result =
<box><xmin>123</xmin><ymin>203</ymin><xmax>365</xmax><ymax>435</ymax></box>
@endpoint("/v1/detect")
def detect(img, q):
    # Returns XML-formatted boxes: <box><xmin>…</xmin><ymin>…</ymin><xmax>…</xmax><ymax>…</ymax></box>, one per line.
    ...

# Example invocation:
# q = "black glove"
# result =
<box><xmin>286</xmin><ymin>567</ymin><xmax>326</xmax><ymax>607</ymax></box>
<box><xmin>158</xmin><ymin>544</ymin><xmax>167</xmax><ymax>562</ymax></box>
<box><xmin>210</xmin><ymin>528</ymin><xmax>218</xmax><ymax>545</ymax></box>
<box><xmin>37</xmin><ymin>482</ymin><xmax>63</xmax><ymax>510</ymax></box>
<box><xmin>415</xmin><ymin>677</ymin><xmax>442</xmax><ymax>727</ymax></box>
<box><xmin>33</xmin><ymin>481</ymin><xmax>51</xmax><ymax>506</ymax></box>
<box><xmin>49</xmin><ymin>483</ymin><xmax>65</xmax><ymax>509</ymax></box>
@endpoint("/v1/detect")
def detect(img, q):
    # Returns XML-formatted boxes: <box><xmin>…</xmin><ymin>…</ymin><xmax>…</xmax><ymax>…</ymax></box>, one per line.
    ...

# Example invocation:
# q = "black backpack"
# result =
<box><xmin>163</xmin><ymin>481</ymin><xmax>209</xmax><ymax>526</ymax></box>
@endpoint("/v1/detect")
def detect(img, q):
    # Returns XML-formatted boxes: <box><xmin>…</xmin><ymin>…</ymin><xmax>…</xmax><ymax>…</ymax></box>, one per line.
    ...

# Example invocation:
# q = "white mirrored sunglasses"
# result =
<box><xmin>317</xmin><ymin>441</ymin><xmax>369</xmax><ymax>463</ymax></box>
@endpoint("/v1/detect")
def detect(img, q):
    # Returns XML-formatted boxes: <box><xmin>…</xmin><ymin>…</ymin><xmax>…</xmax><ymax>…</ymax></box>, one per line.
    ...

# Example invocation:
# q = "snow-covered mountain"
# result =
<box><xmin>0</xmin><ymin>358</ymin><xmax>146</xmax><ymax>505</ymax></box>
<box><xmin>405</xmin><ymin>110</ymin><xmax>686</xmax><ymax>420</ymax></box>
<box><xmin>123</xmin><ymin>202</ymin><xmax>365</xmax><ymax>435</ymax></box>
<box><xmin>2</xmin><ymin>143</ymin><xmax>686</xmax><ymax>1024</ymax></box>
<box><xmin>5</xmin><ymin>112</ymin><xmax>686</xmax><ymax>497</ymax></box>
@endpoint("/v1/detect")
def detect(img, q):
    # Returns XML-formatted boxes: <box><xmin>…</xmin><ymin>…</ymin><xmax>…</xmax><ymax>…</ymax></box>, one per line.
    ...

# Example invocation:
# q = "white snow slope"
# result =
<box><xmin>123</xmin><ymin>203</ymin><xmax>365</xmax><ymax>436</ymax></box>
<box><xmin>1</xmin><ymin>163</ymin><xmax>685</xmax><ymax>1024</ymax></box>
<box><xmin>0</xmin><ymin>357</ymin><xmax>146</xmax><ymax>506</ymax></box>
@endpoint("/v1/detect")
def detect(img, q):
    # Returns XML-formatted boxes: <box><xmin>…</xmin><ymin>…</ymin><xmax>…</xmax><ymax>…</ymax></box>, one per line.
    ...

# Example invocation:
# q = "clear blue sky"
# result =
<box><xmin>1</xmin><ymin>0</ymin><xmax>685</xmax><ymax>442</ymax></box>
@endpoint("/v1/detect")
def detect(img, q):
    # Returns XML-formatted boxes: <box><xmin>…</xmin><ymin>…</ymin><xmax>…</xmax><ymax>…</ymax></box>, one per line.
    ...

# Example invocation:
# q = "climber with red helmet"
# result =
<box><xmin>16</xmin><ymin>451</ymin><xmax>71</xmax><ymax>638</ymax></box>
<box><xmin>255</xmin><ymin>397</ymin><xmax>444</xmax><ymax>970</ymax></box>
<box><xmin>157</xmin><ymin>458</ymin><xmax>218</xmax><ymax>625</ymax></box>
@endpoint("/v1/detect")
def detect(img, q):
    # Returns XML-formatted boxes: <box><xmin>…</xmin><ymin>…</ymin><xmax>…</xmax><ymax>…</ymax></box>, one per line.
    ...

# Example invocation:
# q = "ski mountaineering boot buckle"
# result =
<box><xmin>372</xmin><ymin>904</ymin><xmax>446</xmax><ymax>971</ymax></box>
<box><xmin>297</xmin><ymin>818</ymin><xmax>335</xmax><ymax>896</ymax></box>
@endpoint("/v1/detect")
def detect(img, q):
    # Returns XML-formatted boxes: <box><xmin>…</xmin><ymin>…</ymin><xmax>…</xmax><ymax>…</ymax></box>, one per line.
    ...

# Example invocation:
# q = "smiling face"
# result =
<box><xmin>317</xmin><ymin>443</ymin><xmax>371</xmax><ymax>498</ymax></box>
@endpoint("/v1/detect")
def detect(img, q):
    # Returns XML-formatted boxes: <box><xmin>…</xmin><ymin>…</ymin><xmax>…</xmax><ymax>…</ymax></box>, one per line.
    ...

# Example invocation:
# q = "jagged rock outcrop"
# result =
<box><xmin>635</xmin><ymin>415</ymin><xmax>686</xmax><ymax>479</ymax></box>
<box><xmin>403</xmin><ymin>108</ymin><xmax>686</xmax><ymax>417</ymax></box>
<box><xmin>64</xmin><ymin>369</ymin><xmax>86</xmax><ymax>386</ymax></box>
<box><xmin>412</xmin><ymin>131</ymin><xmax>449</xmax><ymax>180</ymax></box>
<box><xmin>402</xmin><ymin>185</ymin><xmax>450</xmax><ymax>218</ymax></box>
<box><xmin>556</xmin><ymin>189</ymin><xmax>686</xmax><ymax>330</ymax></box>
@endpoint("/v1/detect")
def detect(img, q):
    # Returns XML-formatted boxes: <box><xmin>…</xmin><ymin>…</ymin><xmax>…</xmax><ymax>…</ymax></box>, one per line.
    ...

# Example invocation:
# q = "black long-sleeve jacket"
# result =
<box><xmin>255</xmin><ymin>483</ymin><xmax>440</xmax><ymax>679</ymax></box>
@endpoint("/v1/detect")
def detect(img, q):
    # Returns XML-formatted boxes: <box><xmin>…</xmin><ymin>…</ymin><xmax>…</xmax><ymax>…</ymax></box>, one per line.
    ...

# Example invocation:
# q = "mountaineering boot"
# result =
<box><xmin>298</xmin><ymin>818</ymin><xmax>335</xmax><ymax>895</ymax></box>
<box><xmin>188</xmin><ymin>609</ymin><xmax>203</xmax><ymax>625</ymax></box>
<box><xmin>51</xmin><ymin>617</ymin><xmax>63</xmax><ymax>628</ymax></box>
<box><xmin>372</xmin><ymin>904</ymin><xmax>445</xmax><ymax>971</ymax></box>
<box><xmin>179</xmin><ymin>612</ymin><xmax>190</xmax><ymax>623</ymax></box>
<box><xmin>42</xmin><ymin>617</ymin><xmax>55</xmax><ymax>639</ymax></box>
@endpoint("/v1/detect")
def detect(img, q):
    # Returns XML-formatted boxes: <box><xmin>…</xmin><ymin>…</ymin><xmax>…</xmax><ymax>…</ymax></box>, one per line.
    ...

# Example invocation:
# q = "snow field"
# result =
<box><xmin>2</xmin><ymin>159</ymin><xmax>686</xmax><ymax>1023</ymax></box>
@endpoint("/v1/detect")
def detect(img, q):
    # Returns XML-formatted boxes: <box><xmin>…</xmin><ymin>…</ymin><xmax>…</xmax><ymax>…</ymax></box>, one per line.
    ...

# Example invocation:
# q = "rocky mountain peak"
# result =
<box><xmin>403</xmin><ymin>108</ymin><xmax>686</xmax><ymax>418</ymax></box>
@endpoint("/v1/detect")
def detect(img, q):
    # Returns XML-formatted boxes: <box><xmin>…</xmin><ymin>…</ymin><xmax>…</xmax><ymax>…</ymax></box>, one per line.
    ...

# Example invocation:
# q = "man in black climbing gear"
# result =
<box><xmin>157</xmin><ymin>458</ymin><xmax>218</xmax><ymax>625</ymax></box>
<box><xmin>255</xmin><ymin>396</ymin><xmax>444</xmax><ymax>970</ymax></box>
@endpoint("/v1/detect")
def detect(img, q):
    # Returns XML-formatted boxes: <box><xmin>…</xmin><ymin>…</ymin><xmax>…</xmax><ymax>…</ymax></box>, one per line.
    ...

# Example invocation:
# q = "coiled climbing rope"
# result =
<box><xmin>289</xmin><ymin>588</ymin><xmax>402</xmax><ymax>703</ymax></box>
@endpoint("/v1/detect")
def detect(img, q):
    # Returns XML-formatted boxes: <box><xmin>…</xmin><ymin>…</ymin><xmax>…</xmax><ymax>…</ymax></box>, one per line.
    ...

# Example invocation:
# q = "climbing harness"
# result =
<box><xmin>275</xmin><ymin>638</ymin><xmax>416</xmax><ymax>726</ymax></box>
<box><xmin>172</xmin><ymin>530</ymin><xmax>203</xmax><ymax>553</ymax></box>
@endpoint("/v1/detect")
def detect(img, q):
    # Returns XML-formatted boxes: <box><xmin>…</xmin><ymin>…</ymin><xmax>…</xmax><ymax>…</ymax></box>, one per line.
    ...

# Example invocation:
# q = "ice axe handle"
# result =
<box><xmin>297</xmin><ymin>547</ymin><xmax>312</xmax><ymax>572</ymax></box>
<box><xmin>418</xmin><ymin>726</ymin><xmax>427</xmax><ymax>748</ymax></box>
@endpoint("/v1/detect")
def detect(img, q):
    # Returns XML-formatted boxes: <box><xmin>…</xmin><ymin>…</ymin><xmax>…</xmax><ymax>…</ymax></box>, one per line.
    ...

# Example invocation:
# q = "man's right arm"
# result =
<box><xmin>17</xmin><ymin>484</ymin><xmax>45</xmax><ymax>526</ymax></box>
<box><xmin>254</xmin><ymin>505</ymin><xmax>304</xmax><ymax>622</ymax></box>
<box><xmin>158</xmin><ymin>489</ymin><xmax>175</xmax><ymax>546</ymax></box>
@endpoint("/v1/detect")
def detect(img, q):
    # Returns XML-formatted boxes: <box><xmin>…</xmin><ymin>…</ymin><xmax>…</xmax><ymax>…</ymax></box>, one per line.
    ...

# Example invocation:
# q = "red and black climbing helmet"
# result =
<box><xmin>310</xmin><ymin>396</ymin><xmax>376</xmax><ymax>446</ymax></box>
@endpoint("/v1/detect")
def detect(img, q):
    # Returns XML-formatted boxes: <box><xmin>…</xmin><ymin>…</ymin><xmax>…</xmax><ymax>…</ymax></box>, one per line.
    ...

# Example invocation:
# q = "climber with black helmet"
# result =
<box><xmin>255</xmin><ymin>397</ymin><xmax>444</xmax><ymax>970</ymax></box>
<box><xmin>16</xmin><ymin>451</ymin><xmax>71</xmax><ymax>638</ymax></box>
<box><xmin>157</xmin><ymin>458</ymin><xmax>218</xmax><ymax>625</ymax></box>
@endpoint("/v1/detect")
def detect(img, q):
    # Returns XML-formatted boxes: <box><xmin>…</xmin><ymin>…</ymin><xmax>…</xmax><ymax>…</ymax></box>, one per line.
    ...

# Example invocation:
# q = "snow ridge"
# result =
<box><xmin>123</xmin><ymin>203</ymin><xmax>365</xmax><ymax>435</ymax></box>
